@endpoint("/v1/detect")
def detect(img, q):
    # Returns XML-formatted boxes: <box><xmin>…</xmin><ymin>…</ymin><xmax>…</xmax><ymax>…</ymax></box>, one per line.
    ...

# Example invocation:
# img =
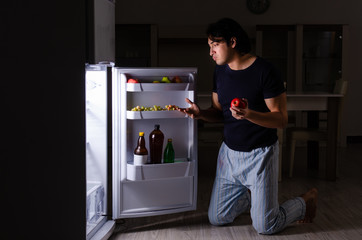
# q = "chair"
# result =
<box><xmin>287</xmin><ymin>79</ymin><xmax>347</xmax><ymax>177</ymax></box>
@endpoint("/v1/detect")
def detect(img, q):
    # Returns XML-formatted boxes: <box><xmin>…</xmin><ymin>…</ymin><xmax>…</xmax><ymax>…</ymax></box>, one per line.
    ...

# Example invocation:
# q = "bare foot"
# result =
<box><xmin>298</xmin><ymin>188</ymin><xmax>318</xmax><ymax>223</ymax></box>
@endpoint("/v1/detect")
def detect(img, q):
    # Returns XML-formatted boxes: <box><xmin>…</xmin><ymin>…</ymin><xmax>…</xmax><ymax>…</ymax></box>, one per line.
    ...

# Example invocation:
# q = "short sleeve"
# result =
<box><xmin>262</xmin><ymin>65</ymin><xmax>286</xmax><ymax>99</ymax></box>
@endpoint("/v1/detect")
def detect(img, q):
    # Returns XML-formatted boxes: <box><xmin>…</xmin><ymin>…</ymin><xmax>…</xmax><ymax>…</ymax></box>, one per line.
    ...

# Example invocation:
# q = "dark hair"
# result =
<box><xmin>206</xmin><ymin>18</ymin><xmax>251</xmax><ymax>55</ymax></box>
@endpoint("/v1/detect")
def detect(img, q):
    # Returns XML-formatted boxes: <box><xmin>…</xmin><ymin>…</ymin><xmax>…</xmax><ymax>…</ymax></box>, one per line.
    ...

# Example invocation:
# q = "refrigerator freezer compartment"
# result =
<box><xmin>127</xmin><ymin>110</ymin><xmax>187</xmax><ymax>119</ymax></box>
<box><xmin>127</xmin><ymin>83</ymin><xmax>191</xmax><ymax>92</ymax></box>
<box><xmin>126</xmin><ymin>160</ymin><xmax>194</xmax><ymax>181</ymax></box>
<box><xmin>120</xmin><ymin>176</ymin><xmax>194</xmax><ymax>217</ymax></box>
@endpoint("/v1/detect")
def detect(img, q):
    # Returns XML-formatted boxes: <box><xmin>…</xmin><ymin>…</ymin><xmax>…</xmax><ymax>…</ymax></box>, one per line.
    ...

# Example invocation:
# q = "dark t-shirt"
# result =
<box><xmin>212</xmin><ymin>57</ymin><xmax>285</xmax><ymax>152</ymax></box>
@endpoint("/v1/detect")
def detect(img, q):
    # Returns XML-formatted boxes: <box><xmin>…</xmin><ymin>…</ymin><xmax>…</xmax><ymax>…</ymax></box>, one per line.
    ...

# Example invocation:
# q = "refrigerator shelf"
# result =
<box><xmin>120</xmin><ymin>176</ymin><xmax>194</xmax><ymax>217</ymax></box>
<box><xmin>127</xmin><ymin>83</ymin><xmax>191</xmax><ymax>92</ymax></box>
<box><xmin>127</xmin><ymin>110</ymin><xmax>187</xmax><ymax>119</ymax></box>
<box><xmin>126</xmin><ymin>160</ymin><xmax>194</xmax><ymax>181</ymax></box>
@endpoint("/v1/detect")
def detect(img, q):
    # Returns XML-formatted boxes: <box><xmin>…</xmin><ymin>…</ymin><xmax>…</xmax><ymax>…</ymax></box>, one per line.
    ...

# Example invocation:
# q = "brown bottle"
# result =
<box><xmin>149</xmin><ymin>124</ymin><xmax>164</xmax><ymax>164</ymax></box>
<box><xmin>134</xmin><ymin>132</ymin><xmax>148</xmax><ymax>165</ymax></box>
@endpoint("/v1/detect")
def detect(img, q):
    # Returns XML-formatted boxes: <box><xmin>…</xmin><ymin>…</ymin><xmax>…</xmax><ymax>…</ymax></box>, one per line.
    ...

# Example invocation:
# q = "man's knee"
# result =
<box><xmin>252</xmin><ymin>219</ymin><xmax>282</xmax><ymax>235</ymax></box>
<box><xmin>208</xmin><ymin>215</ymin><xmax>228</xmax><ymax>226</ymax></box>
<box><xmin>208</xmin><ymin>210</ymin><xmax>232</xmax><ymax>226</ymax></box>
<box><xmin>254</xmin><ymin>225</ymin><xmax>276</xmax><ymax>235</ymax></box>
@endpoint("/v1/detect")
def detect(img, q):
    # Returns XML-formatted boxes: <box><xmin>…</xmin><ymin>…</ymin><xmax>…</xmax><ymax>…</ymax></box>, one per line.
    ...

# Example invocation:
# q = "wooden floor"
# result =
<box><xmin>109</xmin><ymin>143</ymin><xmax>362</xmax><ymax>240</ymax></box>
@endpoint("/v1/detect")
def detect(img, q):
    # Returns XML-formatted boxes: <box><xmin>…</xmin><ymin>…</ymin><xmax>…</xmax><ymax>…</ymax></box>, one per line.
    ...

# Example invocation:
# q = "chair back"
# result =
<box><xmin>333</xmin><ymin>79</ymin><xmax>348</xmax><ymax>95</ymax></box>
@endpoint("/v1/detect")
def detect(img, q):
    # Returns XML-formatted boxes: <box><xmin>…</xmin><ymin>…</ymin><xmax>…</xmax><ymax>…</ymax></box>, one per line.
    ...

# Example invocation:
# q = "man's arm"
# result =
<box><xmin>230</xmin><ymin>92</ymin><xmax>288</xmax><ymax>129</ymax></box>
<box><xmin>178</xmin><ymin>92</ymin><xmax>224</xmax><ymax>122</ymax></box>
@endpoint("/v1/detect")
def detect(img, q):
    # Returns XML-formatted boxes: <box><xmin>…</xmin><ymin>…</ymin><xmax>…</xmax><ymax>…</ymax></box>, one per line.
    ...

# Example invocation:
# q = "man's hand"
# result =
<box><xmin>177</xmin><ymin>98</ymin><xmax>201</xmax><ymax>119</ymax></box>
<box><xmin>230</xmin><ymin>98</ymin><xmax>249</xmax><ymax>120</ymax></box>
<box><xmin>229</xmin><ymin>93</ymin><xmax>288</xmax><ymax>128</ymax></box>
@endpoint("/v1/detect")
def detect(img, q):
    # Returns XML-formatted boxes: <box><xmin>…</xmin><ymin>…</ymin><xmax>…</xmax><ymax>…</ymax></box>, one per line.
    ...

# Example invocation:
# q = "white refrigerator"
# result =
<box><xmin>86</xmin><ymin>64</ymin><xmax>198</xmax><ymax>239</ymax></box>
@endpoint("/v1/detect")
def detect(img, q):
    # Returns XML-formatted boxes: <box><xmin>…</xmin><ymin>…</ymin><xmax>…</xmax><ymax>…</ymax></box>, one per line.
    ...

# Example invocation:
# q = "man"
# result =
<box><xmin>178</xmin><ymin>18</ymin><xmax>318</xmax><ymax>234</ymax></box>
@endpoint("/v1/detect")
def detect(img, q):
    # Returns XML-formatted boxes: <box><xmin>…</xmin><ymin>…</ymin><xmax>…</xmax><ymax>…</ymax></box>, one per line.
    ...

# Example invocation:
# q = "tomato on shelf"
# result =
<box><xmin>171</xmin><ymin>76</ymin><xmax>182</xmax><ymax>83</ymax></box>
<box><xmin>127</xmin><ymin>78</ymin><xmax>139</xmax><ymax>83</ymax></box>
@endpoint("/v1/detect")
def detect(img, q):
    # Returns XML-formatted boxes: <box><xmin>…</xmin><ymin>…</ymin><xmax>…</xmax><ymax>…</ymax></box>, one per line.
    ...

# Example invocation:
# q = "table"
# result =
<box><xmin>286</xmin><ymin>92</ymin><xmax>344</xmax><ymax>181</ymax></box>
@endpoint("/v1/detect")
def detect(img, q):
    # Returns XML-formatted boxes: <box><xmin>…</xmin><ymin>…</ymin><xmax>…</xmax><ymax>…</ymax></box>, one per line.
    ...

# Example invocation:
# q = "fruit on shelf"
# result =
<box><xmin>230</xmin><ymin>97</ymin><xmax>247</xmax><ymax>109</ymax></box>
<box><xmin>161</xmin><ymin>77</ymin><xmax>171</xmax><ymax>83</ymax></box>
<box><xmin>164</xmin><ymin>104</ymin><xmax>178</xmax><ymax>111</ymax></box>
<box><xmin>127</xmin><ymin>78</ymin><xmax>139</xmax><ymax>83</ymax></box>
<box><xmin>130</xmin><ymin>105</ymin><xmax>179</xmax><ymax>111</ymax></box>
<box><xmin>128</xmin><ymin>77</ymin><xmax>184</xmax><ymax>84</ymax></box>
<box><xmin>131</xmin><ymin>105</ymin><xmax>144</xmax><ymax>111</ymax></box>
<box><xmin>171</xmin><ymin>76</ymin><xmax>182</xmax><ymax>83</ymax></box>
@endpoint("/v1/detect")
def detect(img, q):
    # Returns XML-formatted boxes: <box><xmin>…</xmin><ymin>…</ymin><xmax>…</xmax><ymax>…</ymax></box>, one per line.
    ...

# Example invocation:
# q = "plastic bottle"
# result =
<box><xmin>163</xmin><ymin>138</ymin><xmax>175</xmax><ymax>163</ymax></box>
<box><xmin>133</xmin><ymin>132</ymin><xmax>148</xmax><ymax>165</ymax></box>
<box><xmin>149</xmin><ymin>124</ymin><xmax>164</xmax><ymax>164</ymax></box>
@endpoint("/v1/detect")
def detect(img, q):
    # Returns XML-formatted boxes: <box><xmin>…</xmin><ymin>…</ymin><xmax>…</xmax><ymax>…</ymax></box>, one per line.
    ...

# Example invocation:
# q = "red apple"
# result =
<box><xmin>127</xmin><ymin>78</ymin><xmax>139</xmax><ymax>83</ymax></box>
<box><xmin>231</xmin><ymin>97</ymin><xmax>247</xmax><ymax>109</ymax></box>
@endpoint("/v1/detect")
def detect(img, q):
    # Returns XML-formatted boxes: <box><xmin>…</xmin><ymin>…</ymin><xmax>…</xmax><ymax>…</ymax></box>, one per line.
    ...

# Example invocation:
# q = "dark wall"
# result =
<box><xmin>2</xmin><ymin>1</ymin><xmax>86</xmax><ymax>239</ymax></box>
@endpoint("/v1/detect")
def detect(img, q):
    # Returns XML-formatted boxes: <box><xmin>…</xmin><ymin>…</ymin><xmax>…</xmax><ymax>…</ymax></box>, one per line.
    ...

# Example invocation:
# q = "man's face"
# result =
<box><xmin>208</xmin><ymin>37</ymin><xmax>233</xmax><ymax>65</ymax></box>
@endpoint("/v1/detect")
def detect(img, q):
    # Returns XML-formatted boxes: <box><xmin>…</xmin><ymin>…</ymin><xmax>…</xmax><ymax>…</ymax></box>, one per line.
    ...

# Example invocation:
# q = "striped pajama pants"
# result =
<box><xmin>208</xmin><ymin>141</ymin><xmax>306</xmax><ymax>234</ymax></box>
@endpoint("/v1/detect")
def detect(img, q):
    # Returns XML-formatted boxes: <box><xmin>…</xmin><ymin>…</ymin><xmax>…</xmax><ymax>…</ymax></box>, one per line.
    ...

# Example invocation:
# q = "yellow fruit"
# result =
<box><xmin>161</xmin><ymin>77</ymin><xmax>171</xmax><ymax>83</ymax></box>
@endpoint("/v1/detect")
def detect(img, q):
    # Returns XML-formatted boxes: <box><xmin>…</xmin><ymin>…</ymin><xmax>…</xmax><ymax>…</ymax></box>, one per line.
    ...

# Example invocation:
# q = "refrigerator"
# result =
<box><xmin>86</xmin><ymin>63</ymin><xmax>198</xmax><ymax>239</ymax></box>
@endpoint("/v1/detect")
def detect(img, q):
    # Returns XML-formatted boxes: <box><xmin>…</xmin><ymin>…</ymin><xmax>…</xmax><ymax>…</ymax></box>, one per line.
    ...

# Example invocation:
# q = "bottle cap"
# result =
<box><xmin>139</xmin><ymin>132</ymin><xmax>144</xmax><ymax>136</ymax></box>
<box><xmin>155</xmin><ymin>124</ymin><xmax>160</xmax><ymax>129</ymax></box>
<box><xmin>168</xmin><ymin>138</ymin><xmax>172</xmax><ymax>142</ymax></box>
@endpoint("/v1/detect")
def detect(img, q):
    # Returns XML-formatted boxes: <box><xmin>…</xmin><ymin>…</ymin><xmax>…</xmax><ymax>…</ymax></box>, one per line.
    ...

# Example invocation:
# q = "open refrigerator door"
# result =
<box><xmin>112</xmin><ymin>68</ymin><xmax>198</xmax><ymax>219</ymax></box>
<box><xmin>86</xmin><ymin>63</ymin><xmax>115</xmax><ymax>240</ymax></box>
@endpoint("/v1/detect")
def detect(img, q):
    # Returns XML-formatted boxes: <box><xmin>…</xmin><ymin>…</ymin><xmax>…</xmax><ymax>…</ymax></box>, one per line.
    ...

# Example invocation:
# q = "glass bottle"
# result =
<box><xmin>163</xmin><ymin>138</ymin><xmax>175</xmax><ymax>163</ymax></box>
<box><xmin>133</xmin><ymin>132</ymin><xmax>148</xmax><ymax>165</ymax></box>
<box><xmin>149</xmin><ymin>124</ymin><xmax>164</xmax><ymax>164</ymax></box>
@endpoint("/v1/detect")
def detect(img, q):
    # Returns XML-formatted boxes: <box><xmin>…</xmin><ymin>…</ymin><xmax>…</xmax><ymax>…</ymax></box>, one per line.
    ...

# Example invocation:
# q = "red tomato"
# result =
<box><xmin>231</xmin><ymin>98</ymin><xmax>247</xmax><ymax>109</ymax></box>
<box><xmin>127</xmin><ymin>78</ymin><xmax>139</xmax><ymax>83</ymax></box>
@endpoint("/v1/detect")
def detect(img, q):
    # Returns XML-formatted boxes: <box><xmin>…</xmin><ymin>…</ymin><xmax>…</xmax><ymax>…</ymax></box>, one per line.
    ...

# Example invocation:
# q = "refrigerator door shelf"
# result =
<box><xmin>86</xmin><ymin>181</ymin><xmax>105</xmax><ymax>224</ymax></box>
<box><xmin>127</xmin><ymin>110</ymin><xmax>187</xmax><ymax>119</ymax></box>
<box><xmin>126</xmin><ymin>160</ymin><xmax>194</xmax><ymax>181</ymax></box>
<box><xmin>127</xmin><ymin>82</ymin><xmax>192</xmax><ymax>92</ymax></box>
